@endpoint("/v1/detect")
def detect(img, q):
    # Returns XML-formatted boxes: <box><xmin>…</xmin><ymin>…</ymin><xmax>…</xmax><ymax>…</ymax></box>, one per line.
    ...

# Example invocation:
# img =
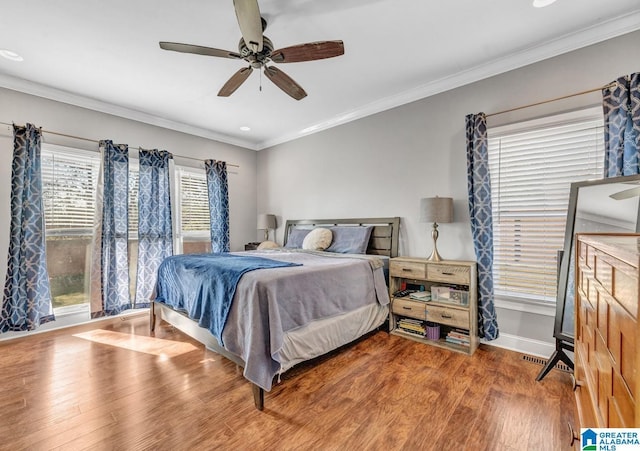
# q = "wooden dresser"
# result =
<box><xmin>575</xmin><ymin>233</ymin><xmax>640</xmax><ymax>430</ymax></box>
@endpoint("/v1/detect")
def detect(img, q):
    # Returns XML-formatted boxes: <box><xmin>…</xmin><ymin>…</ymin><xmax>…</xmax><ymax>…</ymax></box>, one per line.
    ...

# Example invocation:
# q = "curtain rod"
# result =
<box><xmin>485</xmin><ymin>81</ymin><xmax>616</xmax><ymax>118</ymax></box>
<box><xmin>0</xmin><ymin>121</ymin><xmax>240</xmax><ymax>168</ymax></box>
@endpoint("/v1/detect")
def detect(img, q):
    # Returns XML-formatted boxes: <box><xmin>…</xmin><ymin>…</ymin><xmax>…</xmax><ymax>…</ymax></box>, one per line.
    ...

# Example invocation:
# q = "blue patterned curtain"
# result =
<box><xmin>90</xmin><ymin>141</ymin><xmax>130</xmax><ymax>317</ymax></box>
<box><xmin>603</xmin><ymin>73</ymin><xmax>640</xmax><ymax>177</ymax></box>
<box><xmin>465</xmin><ymin>113</ymin><xmax>499</xmax><ymax>340</ymax></box>
<box><xmin>205</xmin><ymin>160</ymin><xmax>230</xmax><ymax>253</ymax></box>
<box><xmin>0</xmin><ymin>124</ymin><xmax>54</xmax><ymax>332</ymax></box>
<box><xmin>134</xmin><ymin>149</ymin><xmax>173</xmax><ymax>307</ymax></box>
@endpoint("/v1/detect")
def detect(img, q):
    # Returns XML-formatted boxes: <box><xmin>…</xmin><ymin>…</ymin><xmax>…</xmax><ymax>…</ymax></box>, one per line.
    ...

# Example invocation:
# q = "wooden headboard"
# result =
<box><xmin>283</xmin><ymin>217</ymin><xmax>400</xmax><ymax>258</ymax></box>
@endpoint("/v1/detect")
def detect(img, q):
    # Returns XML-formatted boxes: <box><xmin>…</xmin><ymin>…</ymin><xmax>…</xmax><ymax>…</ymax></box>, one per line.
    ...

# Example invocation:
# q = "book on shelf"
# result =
<box><xmin>397</xmin><ymin>317</ymin><xmax>426</xmax><ymax>336</ymax></box>
<box><xmin>447</xmin><ymin>331</ymin><xmax>470</xmax><ymax>341</ymax></box>
<box><xmin>445</xmin><ymin>336</ymin><xmax>470</xmax><ymax>347</ymax></box>
<box><xmin>446</xmin><ymin>337</ymin><xmax>470</xmax><ymax>345</ymax></box>
<box><xmin>399</xmin><ymin>327</ymin><xmax>426</xmax><ymax>338</ymax></box>
<box><xmin>398</xmin><ymin>322</ymin><xmax>426</xmax><ymax>332</ymax></box>
<box><xmin>409</xmin><ymin>291</ymin><xmax>431</xmax><ymax>302</ymax></box>
<box><xmin>399</xmin><ymin>325</ymin><xmax>426</xmax><ymax>334</ymax></box>
<box><xmin>452</xmin><ymin>328</ymin><xmax>470</xmax><ymax>335</ymax></box>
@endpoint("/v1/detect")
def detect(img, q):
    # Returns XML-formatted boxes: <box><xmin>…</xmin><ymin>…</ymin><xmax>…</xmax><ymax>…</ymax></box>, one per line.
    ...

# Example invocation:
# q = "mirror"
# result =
<box><xmin>554</xmin><ymin>174</ymin><xmax>640</xmax><ymax>343</ymax></box>
<box><xmin>537</xmin><ymin>174</ymin><xmax>640</xmax><ymax>381</ymax></box>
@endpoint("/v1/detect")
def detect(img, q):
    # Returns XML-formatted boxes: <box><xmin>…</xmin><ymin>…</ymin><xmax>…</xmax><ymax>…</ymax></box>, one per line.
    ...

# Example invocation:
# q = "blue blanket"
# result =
<box><xmin>154</xmin><ymin>253</ymin><xmax>301</xmax><ymax>345</ymax></box>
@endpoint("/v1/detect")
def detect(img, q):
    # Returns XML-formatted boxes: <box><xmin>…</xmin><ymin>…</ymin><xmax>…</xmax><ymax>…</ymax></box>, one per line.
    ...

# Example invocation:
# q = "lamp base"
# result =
<box><xmin>427</xmin><ymin>222</ymin><xmax>444</xmax><ymax>261</ymax></box>
<box><xmin>427</xmin><ymin>247</ymin><xmax>443</xmax><ymax>262</ymax></box>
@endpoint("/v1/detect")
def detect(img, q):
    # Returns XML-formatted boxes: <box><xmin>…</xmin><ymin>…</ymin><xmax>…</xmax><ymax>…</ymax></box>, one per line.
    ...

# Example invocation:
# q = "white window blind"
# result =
<box><xmin>128</xmin><ymin>169</ymin><xmax>139</xmax><ymax>236</ymax></box>
<box><xmin>178</xmin><ymin>169</ymin><xmax>210</xmax><ymax>234</ymax></box>
<box><xmin>42</xmin><ymin>149</ymin><xmax>100</xmax><ymax>233</ymax></box>
<box><xmin>488</xmin><ymin>111</ymin><xmax>604</xmax><ymax>302</ymax></box>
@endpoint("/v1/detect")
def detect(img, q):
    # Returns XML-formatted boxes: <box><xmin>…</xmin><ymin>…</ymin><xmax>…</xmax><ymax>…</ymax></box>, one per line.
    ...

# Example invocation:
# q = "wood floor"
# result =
<box><xmin>0</xmin><ymin>313</ymin><xmax>575</xmax><ymax>451</ymax></box>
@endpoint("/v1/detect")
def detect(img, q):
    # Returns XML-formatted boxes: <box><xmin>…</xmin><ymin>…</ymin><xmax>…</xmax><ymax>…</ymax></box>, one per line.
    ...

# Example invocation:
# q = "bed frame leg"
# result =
<box><xmin>150</xmin><ymin>302</ymin><xmax>156</xmax><ymax>332</ymax></box>
<box><xmin>252</xmin><ymin>384</ymin><xmax>264</xmax><ymax>411</ymax></box>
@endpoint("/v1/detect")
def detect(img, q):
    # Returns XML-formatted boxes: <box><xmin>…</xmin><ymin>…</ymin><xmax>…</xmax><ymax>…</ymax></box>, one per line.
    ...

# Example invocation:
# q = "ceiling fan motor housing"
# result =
<box><xmin>239</xmin><ymin>36</ymin><xmax>274</xmax><ymax>68</ymax></box>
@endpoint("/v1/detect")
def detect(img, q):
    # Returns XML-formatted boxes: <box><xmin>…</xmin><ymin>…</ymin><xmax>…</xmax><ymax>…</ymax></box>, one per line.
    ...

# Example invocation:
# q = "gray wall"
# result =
<box><xmin>0</xmin><ymin>87</ymin><xmax>259</xmax><ymax>286</ymax></box>
<box><xmin>256</xmin><ymin>30</ymin><xmax>640</xmax><ymax>356</ymax></box>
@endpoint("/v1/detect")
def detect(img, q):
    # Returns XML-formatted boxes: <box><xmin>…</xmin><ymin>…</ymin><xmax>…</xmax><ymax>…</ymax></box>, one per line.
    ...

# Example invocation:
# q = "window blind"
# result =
<box><xmin>42</xmin><ymin>150</ymin><xmax>100</xmax><ymax>233</ymax></box>
<box><xmin>128</xmin><ymin>170</ymin><xmax>139</xmax><ymax>235</ymax></box>
<box><xmin>178</xmin><ymin>169</ymin><xmax>210</xmax><ymax>234</ymax></box>
<box><xmin>488</xmin><ymin>116</ymin><xmax>604</xmax><ymax>302</ymax></box>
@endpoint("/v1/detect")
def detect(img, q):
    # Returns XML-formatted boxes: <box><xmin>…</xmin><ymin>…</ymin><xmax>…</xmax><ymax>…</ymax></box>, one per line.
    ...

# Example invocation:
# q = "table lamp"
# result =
<box><xmin>257</xmin><ymin>214</ymin><xmax>276</xmax><ymax>241</ymax></box>
<box><xmin>419</xmin><ymin>197</ymin><xmax>453</xmax><ymax>261</ymax></box>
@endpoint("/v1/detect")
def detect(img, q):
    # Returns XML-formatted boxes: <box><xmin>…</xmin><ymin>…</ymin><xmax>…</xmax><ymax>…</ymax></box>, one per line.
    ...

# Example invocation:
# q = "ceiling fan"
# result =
<box><xmin>159</xmin><ymin>0</ymin><xmax>344</xmax><ymax>100</ymax></box>
<box><xmin>610</xmin><ymin>182</ymin><xmax>640</xmax><ymax>200</ymax></box>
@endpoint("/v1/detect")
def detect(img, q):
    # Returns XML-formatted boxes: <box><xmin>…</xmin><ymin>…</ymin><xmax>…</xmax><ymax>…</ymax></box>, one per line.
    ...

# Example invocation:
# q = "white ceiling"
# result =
<box><xmin>0</xmin><ymin>0</ymin><xmax>639</xmax><ymax>150</ymax></box>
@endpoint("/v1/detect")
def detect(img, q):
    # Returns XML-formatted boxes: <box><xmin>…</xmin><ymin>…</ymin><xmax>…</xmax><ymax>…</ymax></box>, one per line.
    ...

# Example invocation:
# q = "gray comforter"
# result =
<box><xmin>220</xmin><ymin>249</ymin><xmax>390</xmax><ymax>391</ymax></box>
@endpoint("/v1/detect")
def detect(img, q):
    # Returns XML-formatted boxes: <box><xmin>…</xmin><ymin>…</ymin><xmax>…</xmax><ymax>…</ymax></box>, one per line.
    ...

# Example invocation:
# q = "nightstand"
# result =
<box><xmin>388</xmin><ymin>257</ymin><xmax>478</xmax><ymax>355</ymax></box>
<box><xmin>244</xmin><ymin>242</ymin><xmax>261</xmax><ymax>251</ymax></box>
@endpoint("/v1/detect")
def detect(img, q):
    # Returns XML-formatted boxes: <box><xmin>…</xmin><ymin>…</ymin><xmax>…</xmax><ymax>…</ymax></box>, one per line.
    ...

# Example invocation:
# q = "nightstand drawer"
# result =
<box><xmin>390</xmin><ymin>260</ymin><xmax>427</xmax><ymax>279</ymax></box>
<box><xmin>426</xmin><ymin>305</ymin><xmax>468</xmax><ymax>329</ymax></box>
<box><xmin>392</xmin><ymin>298</ymin><xmax>427</xmax><ymax>320</ymax></box>
<box><xmin>427</xmin><ymin>265</ymin><xmax>470</xmax><ymax>284</ymax></box>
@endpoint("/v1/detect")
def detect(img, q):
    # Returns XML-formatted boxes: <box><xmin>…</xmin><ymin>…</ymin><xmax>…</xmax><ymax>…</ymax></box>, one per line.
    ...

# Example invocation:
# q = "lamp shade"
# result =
<box><xmin>257</xmin><ymin>214</ymin><xmax>276</xmax><ymax>230</ymax></box>
<box><xmin>419</xmin><ymin>197</ymin><xmax>454</xmax><ymax>224</ymax></box>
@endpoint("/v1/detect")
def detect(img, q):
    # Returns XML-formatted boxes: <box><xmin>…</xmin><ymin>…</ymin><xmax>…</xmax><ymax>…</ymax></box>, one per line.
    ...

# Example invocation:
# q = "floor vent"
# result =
<box><xmin>522</xmin><ymin>354</ymin><xmax>571</xmax><ymax>373</ymax></box>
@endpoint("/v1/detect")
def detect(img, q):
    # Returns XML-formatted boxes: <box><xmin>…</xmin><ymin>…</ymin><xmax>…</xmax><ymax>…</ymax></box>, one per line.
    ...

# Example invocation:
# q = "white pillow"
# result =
<box><xmin>302</xmin><ymin>228</ymin><xmax>333</xmax><ymax>250</ymax></box>
<box><xmin>257</xmin><ymin>240</ymin><xmax>280</xmax><ymax>250</ymax></box>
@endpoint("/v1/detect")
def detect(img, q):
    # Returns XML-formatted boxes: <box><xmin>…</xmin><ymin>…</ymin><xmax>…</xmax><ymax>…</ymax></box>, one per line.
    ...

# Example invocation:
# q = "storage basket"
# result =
<box><xmin>425</xmin><ymin>322</ymin><xmax>440</xmax><ymax>341</ymax></box>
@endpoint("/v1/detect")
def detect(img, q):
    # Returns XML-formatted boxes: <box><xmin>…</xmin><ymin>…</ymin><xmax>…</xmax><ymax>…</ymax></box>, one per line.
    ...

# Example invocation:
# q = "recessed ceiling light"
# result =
<box><xmin>532</xmin><ymin>0</ymin><xmax>557</xmax><ymax>7</ymax></box>
<box><xmin>239</xmin><ymin>126</ymin><xmax>251</xmax><ymax>132</ymax></box>
<box><xmin>0</xmin><ymin>49</ymin><xmax>23</xmax><ymax>62</ymax></box>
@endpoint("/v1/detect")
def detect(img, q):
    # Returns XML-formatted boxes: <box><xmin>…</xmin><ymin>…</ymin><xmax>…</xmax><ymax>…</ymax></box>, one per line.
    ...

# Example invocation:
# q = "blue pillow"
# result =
<box><xmin>326</xmin><ymin>226</ymin><xmax>373</xmax><ymax>254</ymax></box>
<box><xmin>284</xmin><ymin>228</ymin><xmax>312</xmax><ymax>248</ymax></box>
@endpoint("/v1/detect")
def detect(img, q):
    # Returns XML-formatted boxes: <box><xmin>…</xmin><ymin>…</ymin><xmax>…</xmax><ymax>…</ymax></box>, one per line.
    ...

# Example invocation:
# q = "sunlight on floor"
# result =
<box><xmin>73</xmin><ymin>330</ymin><xmax>198</xmax><ymax>357</ymax></box>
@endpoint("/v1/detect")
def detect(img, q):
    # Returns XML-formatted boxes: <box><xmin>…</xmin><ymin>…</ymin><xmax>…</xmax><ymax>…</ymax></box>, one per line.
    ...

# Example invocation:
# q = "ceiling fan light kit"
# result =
<box><xmin>159</xmin><ymin>0</ymin><xmax>344</xmax><ymax>100</ymax></box>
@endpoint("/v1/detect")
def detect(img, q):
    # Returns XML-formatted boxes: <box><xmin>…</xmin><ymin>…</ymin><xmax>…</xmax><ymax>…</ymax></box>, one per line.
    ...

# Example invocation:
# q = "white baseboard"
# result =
<box><xmin>0</xmin><ymin>308</ymin><xmax>147</xmax><ymax>342</ymax></box>
<box><xmin>482</xmin><ymin>332</ymin><xmax>555</xmax><ymax>358</ymax></box>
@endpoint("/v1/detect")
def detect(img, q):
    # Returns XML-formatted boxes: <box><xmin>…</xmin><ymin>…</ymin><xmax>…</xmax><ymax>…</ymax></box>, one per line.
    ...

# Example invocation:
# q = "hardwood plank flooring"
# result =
<box><xmin>0</xmin><ymin>313</ymin><xmax>575</xmax><ymax>451</ymax></box>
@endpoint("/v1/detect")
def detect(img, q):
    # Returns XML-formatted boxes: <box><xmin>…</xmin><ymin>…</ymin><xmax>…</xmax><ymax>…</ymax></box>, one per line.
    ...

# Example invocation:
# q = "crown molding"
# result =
<box><xmin>256</xmin><ymin>10</ymin><xmax>640</xmax><ymax>150</ymax></box>
<box><xmin>0</xmin><ymin>74</ymin><xmax>259</xmax><ymax>150</ymax></box>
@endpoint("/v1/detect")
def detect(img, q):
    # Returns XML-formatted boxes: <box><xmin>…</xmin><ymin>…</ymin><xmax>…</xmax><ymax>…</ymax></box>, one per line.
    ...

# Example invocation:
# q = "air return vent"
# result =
<box><xmin>522</xmin><ymin>354</ymin><xmax>571</xmax><ymax>373</ymax></box>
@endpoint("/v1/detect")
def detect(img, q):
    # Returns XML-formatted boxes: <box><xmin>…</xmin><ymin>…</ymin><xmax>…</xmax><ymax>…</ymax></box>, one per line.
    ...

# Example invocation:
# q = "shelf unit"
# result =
<box><xmin>388</xmin><ymin>257</ymin><xmax>478</xmax><ymax>355</ymax></box>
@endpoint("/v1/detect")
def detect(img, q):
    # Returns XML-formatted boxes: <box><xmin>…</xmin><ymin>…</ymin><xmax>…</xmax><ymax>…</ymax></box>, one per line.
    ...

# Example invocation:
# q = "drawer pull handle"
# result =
<box><xmin>440</xmin><ymin>314</ymin><xmax>452</xmax><ymax>319</ymax></box>
<box><xmin>570</xmin><ymin>374</ymin><xmax>582</xmax><ymax>392</ymax></box>
<box><xmin>402</xmin><ymin>306</ymin><xmax>412</xmax><ymax>310</ymax></box>
<box><xmin>402</xmin><ymin>268</ymin><xmax>412</xmax><ymax>272</ymax></box>
<box><xmin>568</xmin><ymin>422</ymin><xmax>578</xmax><ymax>447</ymax></box>
<box><xmin>442</xmin><ymin>272</ymin><xmax>455</xmax><ymax>276</ymax></box>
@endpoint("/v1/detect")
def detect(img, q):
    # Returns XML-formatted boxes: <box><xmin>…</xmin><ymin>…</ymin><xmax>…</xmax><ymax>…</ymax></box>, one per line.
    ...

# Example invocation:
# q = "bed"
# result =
<box><xmin>150</xmin><ymin>217</ymin><xmax>400</xmax><ymax>410</ymax></box>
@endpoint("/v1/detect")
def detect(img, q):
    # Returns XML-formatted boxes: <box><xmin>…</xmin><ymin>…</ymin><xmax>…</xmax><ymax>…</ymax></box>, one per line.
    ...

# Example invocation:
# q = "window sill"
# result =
<box><xmin>494</xmin><ymin>295</ymin><xmax>556</xmax><ymax>317</ymax></box>
<box><xmin>0</xmin><ymin>307</ymin><xmax>148</xmax><ymax>342</ymax></box>
<box><xmin>54</xmin><ymin>303</ymin><xmax>90</xmax><ymax>317</ymax></box>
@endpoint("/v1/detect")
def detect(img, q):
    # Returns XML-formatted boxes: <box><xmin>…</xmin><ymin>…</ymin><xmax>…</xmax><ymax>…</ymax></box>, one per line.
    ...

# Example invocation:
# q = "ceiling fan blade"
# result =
<box><xmin>263</xmin><ymin>66</ymin><xmax>307</xmax><ymax>100</ymax></box>
<box><xmin>159</xmin><ymin>42</ymin><xmax>241</xmax><ymax>59</ymax></box>
<box><xmin>270</xmin><ymin>41</ymin><xmax>344</xmax><ymax>63</ymax></box>
<box><xmin>610</xmin><ymin>186</ymin><xmax>640</xmax><ymax>200</ymax></box>
<box><xmin>233</xmin><ymin>0</ymin><xmax>263</xmax><ymax>53</ymax></box>
<box><xmin>218</xmin><ymin>67</ymin><xmax>253</xmax><ymax>97</ymax></box>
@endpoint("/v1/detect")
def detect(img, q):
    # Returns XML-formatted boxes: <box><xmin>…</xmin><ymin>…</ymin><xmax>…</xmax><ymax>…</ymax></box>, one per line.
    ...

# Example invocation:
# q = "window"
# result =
<box><xmin>128</xmin><ymin>164</ymin><xmax>139</xmax><ymax>299</ymax></box>
<box><xmin>175</xmin><ymin>167</ymin><xmax>211</xmax><ymax>254</ymax></box>
<box><xmin>41</xmin><ymin>148</ymin><xmax>213</xmax><ymax>312</ymax></box>
<box><xmin>487</xmin><ymin>109</ymin><xmax>604</xmax><ymax>303</ymax></box>
<box><xmin>42</xmin><ymin>145</ymin><xmax>100</xmax><ymax>310</ymax></box>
